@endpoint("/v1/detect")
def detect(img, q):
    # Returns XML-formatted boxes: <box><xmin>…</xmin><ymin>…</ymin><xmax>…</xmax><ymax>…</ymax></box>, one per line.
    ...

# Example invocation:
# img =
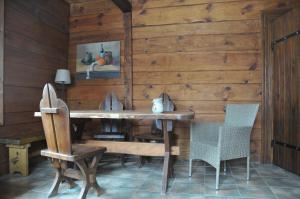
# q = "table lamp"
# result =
<box><xmin>55</xmin><ymin>69</ymin><xmax>71</xmax><ymax>100</ymax></box>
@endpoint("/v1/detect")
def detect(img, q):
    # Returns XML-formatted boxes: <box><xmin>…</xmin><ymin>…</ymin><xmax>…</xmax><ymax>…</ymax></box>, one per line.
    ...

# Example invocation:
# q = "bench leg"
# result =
<box><xmin>7</xmin><ymin>144</ymin><xmax>30</xmax><ymax>176</ymax></box>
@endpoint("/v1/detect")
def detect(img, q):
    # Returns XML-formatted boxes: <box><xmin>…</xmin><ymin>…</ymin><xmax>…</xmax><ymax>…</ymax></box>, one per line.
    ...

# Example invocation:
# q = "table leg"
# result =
<box><xmin>71</xmin><ymin>119</ymin><xmax>89</xmax><ymax>141</ymax></box>
<box><xmin>162</xmin><ymin>120</ymin><xmax>172</xmax><ymax>193</ymax></box>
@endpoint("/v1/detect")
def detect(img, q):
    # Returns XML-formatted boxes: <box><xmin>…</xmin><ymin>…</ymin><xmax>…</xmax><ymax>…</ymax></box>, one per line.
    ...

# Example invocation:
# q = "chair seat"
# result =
<box><xmin>41</xmin><ymin>144</ymin><xmax>106</xmax><ymax>162</ymax></box>
<box><xmin>134</xmin><ymin>133</ymin><xmax>164</xmax><ymax>142</ymax></box>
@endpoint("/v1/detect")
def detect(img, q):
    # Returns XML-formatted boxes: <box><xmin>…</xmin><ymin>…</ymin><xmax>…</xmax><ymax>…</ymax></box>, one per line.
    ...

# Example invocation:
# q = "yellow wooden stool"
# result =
<box><xmin>7</xmin><ymin>143</ymin><xmax>31</xmax><ymax>176</ymax></box>
<box><xmin>0</xmin><ymin>135</ymin><xmax>45</xmax><ymax>176</ymax></box>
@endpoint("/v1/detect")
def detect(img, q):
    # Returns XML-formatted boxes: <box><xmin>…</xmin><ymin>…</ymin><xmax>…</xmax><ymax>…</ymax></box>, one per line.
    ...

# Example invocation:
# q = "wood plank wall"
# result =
<box><xmin>68</xmin><ymin>0</ymin><xmax>126</xmax><ymax>111</ymax></box>
<box><xmin>0</xmin><ymin>0</ymin><xmax>69</xmax><ymax>174</ymax></box>
<box><xmin>67</xmin><ymin>0</ymin><xmax>296</xmax><ymax>161</ymax></box>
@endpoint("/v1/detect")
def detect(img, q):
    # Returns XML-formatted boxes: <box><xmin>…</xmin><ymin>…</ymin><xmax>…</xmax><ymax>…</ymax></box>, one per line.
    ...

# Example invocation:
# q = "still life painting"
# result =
<box><xmin>76</xmin><ymin>41</ymin><xmax>121</xmax><ymax>79</ymax></box>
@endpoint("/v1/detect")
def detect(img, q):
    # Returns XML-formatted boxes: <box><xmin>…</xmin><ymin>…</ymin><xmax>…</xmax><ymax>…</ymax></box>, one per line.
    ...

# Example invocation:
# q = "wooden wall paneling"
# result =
<box><xmin>6</xmin><ymin>0</ymin><xmax>69</xmax><ymax>33</ymax></box>
<box><xmin>133</xmin><ymin>52</ymin><xmax>261</xmax><ymax>72</ymax></box>
<box><xmin>133</xmin><ymin>0</ymin><xmax>299</xmax><ymax>10</ymax></box>
<box><xmin>133</xmin><ymin>20</ymin><xmax>261</xmax><ymax>39</ymax></box>
<box><xmin>133</xmin><ymin>34</ymin><xmax>260</xmax><ymax>54</ymax></box>
<box><xmin>133</xmin><ymin>71</ymin><xmax>261</xmax><ymax>84</ymax></box>
<box><xmin>69</xmin><ymin>8</ymin><xmax>124</xmax><ymax>33</ymax></box>
<box><xmin>70</xmin><ymin>0</ymin><xmax>116</xmax><ymax>16</ymax></box>
<box><xmin>0</xmin><ymin>0</ymin><xmax>69</xmax><ymax>175</ymax></box>
<box><xmin>133</xmin><ymin>84</ymin><xmax>261</xmax><ymax>101</ymax></box>
<box><xmin>66</xmin><ymin>0</ymin><xmax>296</xmax><ymax>161</ymax></box>
<box><xmin>132</xmin><ymin>0</ymin><xmax>291</xmax><ymax>26</ymax></box>
<box><xmin>67</xmin><ymin>0</ymin><xmax>127</xmax><ymax>112</ymax></box>
<box><xmin>0</xmin><ymin>0</ymin><xmax>4</xmax><ymax>125</ymax></box>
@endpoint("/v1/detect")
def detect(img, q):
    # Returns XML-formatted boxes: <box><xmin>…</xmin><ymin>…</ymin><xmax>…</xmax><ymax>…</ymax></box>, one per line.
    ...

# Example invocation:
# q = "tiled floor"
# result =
<box><xmin>0</xmin><ymin>157</ymin><xmax>299</xmax><ymax>199</ymax></box>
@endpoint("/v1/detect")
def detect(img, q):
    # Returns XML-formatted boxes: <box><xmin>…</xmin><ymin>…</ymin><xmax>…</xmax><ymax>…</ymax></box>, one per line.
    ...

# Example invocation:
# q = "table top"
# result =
<box><xmin>34</xmin><ymin>110</ymin><xmax>195</xmax><ymax>120</ymax></box>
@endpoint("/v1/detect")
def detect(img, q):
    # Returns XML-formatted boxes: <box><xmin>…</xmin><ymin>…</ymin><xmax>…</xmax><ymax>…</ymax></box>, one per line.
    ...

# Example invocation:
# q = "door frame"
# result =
<box><xmin>261</xmin><ymin>8</ymin><xmax>291</xmax><ymax>163</ymax></box>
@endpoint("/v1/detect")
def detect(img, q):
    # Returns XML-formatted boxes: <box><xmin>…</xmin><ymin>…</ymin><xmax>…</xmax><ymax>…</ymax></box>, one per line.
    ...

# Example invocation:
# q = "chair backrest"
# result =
<box><xmin>155</xmin><ymin>93</ymin><xmax>175</xmax><ymax>132</ymax></box>
<box><xmin>40</xmin><ymin>83</ymin><xmax>72</xmax><ymax>155</ymax></box>
<box><xmin>224</xmin><ymin>104</ymin><xmax>259</xmax><ymax>127</ymax></box>
<box><xmin>99</xmin><ymin>92</ymin><xmax>123</xmax><ymax>133</ymax></box>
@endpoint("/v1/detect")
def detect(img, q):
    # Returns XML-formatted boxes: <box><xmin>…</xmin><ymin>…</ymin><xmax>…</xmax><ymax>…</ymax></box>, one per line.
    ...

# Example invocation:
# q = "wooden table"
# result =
<box><xmin>35</xmin><ymin>110</ymin><xmax>194</xmax><ymax>193</ymax></box>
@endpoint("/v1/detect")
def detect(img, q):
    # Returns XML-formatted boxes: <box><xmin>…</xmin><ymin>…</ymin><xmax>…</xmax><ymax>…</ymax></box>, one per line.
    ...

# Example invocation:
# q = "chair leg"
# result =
<box><xmin>48</xmin><ymin>168</ymin><xmax>62</xmax><ymax>197</ymax></box>
<box><xmin>189</xmin><ymin>159</ymin><xmax>192</xmax><ymax>177</ymax></box>
<box><xmin>216</xmin><ymin>165</ymin><xmax>220</xmax><ymax>190</ymax></box>
<box><xmin>224</xmin><ymin>160</ymin><xmax>227</xmax><ymax>174</ymax></box>
<box><xmin>121</xmin><ymin>154</ymin><xmax>126</xmax><ymax>166</ymax></box>
<box><xmin>65</xmin><ymin>177</ymin><xmax>76</xmax><ymax>189</ymax></box>
<box><xmin>247</xmin><ymin>156</ymin><xmax>250</xmax><ymax>180</ymax></box>
<box><xmin>76</xmin><ymin>154</ymin><xmax>102</xmax><ymax>199</ymax></box>
<box><xmin>137</xmin><ymin>156</ymin><xmax>144</xmax><ymax>168</ymax></box>
<box><xmin>79</xmin><ymin>181</ymin><xmax>89</xmax><ymax>199</ymax></box>
<box><xmin>76</xmin><ymin>160</ymin><xmax>90</xmax><ymax>199</ymax></box>
<box><xmin>93</xmin><ymin>181</ymin><xmax>102</xmax><ymax>196</ymax></box>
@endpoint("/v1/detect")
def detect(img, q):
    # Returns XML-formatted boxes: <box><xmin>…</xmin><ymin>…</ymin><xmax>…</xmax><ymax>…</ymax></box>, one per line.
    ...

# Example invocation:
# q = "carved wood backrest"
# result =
<box><xmin>40</xmin><ymin>83</ymin><xmax>72</xmax><ymax>155</ymax></box>
<box><xmin>155</xmin><ymin>93</ymin><xmax>175</xmax><ymax>132</ymax></box>
<box><xmin>99</xmin><ymin>92</ymin><xmax>123</xmax><ymax>133</ymax></box>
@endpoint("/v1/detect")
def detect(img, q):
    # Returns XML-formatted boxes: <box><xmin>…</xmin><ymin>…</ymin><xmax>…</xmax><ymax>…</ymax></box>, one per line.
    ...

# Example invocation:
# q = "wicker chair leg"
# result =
<box><xmin>247</xmin><ymin>156</ymin><xmax>250</xmax><ymax>180</ymax></box>
<box><xmin>189</xmin><ymin>159</ymin><xmax>192</xmax><ymax>177</ymax></box>
<box><xmin>216</xmin><ymin>165</ymin><xmax>220</xmax><ymax>190</ymax></box>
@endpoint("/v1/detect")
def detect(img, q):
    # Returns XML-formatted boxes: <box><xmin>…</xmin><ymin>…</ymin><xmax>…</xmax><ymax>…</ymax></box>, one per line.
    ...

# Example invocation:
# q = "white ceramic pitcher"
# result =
<box><xmin>152</xmin><ymin>98</ymin><xmax>163</xmax><ymax>113</ymax></box>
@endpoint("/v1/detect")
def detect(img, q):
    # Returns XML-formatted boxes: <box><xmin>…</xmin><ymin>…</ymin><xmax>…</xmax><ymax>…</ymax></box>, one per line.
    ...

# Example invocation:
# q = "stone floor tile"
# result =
<box><xmin>170</xmin><ymin>181</ymin><xmax>205</xmax><ymax>194</ymax></box>
<box><xmin>264</xmin><ymin>177</ymin><xmax>300</xmax><ymax>187</ymax></box>
<box><xmin>230</xmin><ymin>168</ymin><xmax>259</xmax><ymax>178</ymax></box>
<box><xmin>205</xmin><ymin>166</ymin><xmax>232</xmax><ymax>176</ymax></box>
<box><xmin>175</xmin><ymin>174</ymin><xmax>205</xmax><ymax>184</ymax></box>
<box><xmin>234</xmin><ymin>177</ymin><xmax>267</xmax><ymax>187</ymax></box>
<box><xmin>167</xmin><ymin>193</ymin><xmax>206</xmax><ymax>199</ymax></box>
<box><xmin>204</xmin><ymin>184</ymin><xmax>240</xmax><ymax>197</ymax></box>
<box><xmin>237</xmin><ymin>185</ymin><xmax>276</xmax><ymax>199</ymax></box>
<box><xmin>205</xmin><ymin>175</ymin><xmax>237</xmax><ymax>186</ymax></box>
<box><xmin>0</xmin><ymin>159</ymin><xmax>299</xmax><ymax>199</ymax></box>
<box><xmin>132</xmin><ymin>191</ymin><xmax>167</xmax><ymax>199</ymax></box>
<box><xmin>256</xmin><ymin>167</ymin><xmax>290</xmax><ymax>178</ymax></box>
<box><xmin>139</xmin><ymin>178</ymin><xmax>173</xmax><ymax>193</ymax></box>
<box><xmin>270</xmin><ymin>186</ymin><xmax>300</xmax><ymax>199</ymax></box>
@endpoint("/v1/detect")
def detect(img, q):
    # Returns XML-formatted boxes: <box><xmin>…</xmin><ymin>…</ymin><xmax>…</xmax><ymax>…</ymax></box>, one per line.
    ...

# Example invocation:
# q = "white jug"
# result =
<box><xmin>152</xmin><ymin>98</ymin><xmax>163</xmax><ymax>113</ymax></box>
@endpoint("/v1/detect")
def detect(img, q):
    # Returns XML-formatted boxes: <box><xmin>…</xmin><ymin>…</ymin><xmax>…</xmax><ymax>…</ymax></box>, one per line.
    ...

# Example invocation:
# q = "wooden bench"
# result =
<box><xmin>0</xmin><ymin>134</ymin><xmax>45</xmax><ymax>176</ymax></box>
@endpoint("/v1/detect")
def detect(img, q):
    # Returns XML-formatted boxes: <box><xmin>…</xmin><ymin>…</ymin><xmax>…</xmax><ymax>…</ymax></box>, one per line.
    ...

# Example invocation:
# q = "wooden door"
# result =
<box><xmin>272</xmin><ymin>7</ymin><xmax>300</xmax><ymax>175</ymax></box>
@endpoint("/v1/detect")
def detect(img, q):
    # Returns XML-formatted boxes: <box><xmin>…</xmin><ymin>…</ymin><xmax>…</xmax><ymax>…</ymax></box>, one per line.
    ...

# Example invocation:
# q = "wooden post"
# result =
<box><xmin>162</xmin><ymin>120</ymin><xmax>171</xmax><ymax>193</ymax></box>
<box><xmin>123</xmin><ymin>12</ymin><xmax>133</xmax><ymax>140</ymax></box>
<box><xmin>0</xmin><ymin>0</ymin><xmax>4</xmax><ymax>125</ymax></box>
<box><xmin>123</xmin><ymin>12</ymin><xmax>133</xmax><ymax>110</ymax></box>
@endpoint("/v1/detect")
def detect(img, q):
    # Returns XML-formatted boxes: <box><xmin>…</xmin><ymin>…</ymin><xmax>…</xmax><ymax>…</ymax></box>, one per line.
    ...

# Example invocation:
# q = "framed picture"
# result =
<box><xmin>76</xmin><ymin>41</ymin><xmax>121</xmax><ymax>79</ymax></box>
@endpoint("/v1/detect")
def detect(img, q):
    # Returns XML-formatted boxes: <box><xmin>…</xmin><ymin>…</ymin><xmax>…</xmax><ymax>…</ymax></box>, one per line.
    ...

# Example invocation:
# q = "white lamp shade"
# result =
<box><xmin>55</xmin><ymin>69</ymin><xmax>71</xmax><ymax>84</ymax></box>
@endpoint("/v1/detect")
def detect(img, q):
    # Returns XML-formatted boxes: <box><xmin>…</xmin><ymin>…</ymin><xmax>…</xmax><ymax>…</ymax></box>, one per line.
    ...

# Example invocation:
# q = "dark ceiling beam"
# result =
<box><xmin>111</xmin><ymin>0</ymin><xmax>132</xmax><ymax>13</ymax></box>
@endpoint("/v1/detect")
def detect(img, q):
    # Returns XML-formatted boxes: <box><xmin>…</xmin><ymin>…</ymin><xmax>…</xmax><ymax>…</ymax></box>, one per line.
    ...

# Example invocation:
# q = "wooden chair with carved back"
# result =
<box><xmin>94</xmin><ymin>92</ymin><xmax>126</xmax><ymax>164</ymax></box>
<box><xmin>40</xmin><ymin>83</ymin><xmax>106</xmax><ymax>199</ymax></box>
<box><xmin>134</xmin><ymin>93</ymin><xmax>175</xmax><ymax>167</ymax></box>
<box><xmin>94</xmin><ymin>92</ymin><xmax>125</xmax><ymax>140</ymax></box>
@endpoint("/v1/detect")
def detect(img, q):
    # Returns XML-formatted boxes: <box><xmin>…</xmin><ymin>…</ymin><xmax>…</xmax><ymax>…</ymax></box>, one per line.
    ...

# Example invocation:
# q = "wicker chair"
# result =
<box><xmin>189</xmin><ymin>104</ymin><xmax>259</xmax><ymax>190</ymax></box>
